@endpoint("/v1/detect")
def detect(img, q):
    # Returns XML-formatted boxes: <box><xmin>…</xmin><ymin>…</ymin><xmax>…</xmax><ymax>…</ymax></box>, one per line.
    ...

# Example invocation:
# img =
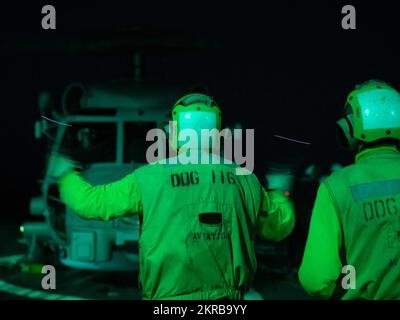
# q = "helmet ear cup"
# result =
<box><xmin>336</xmin><ymin>114</ymin><xmax>357</xmax><ymax>150</ymax></box>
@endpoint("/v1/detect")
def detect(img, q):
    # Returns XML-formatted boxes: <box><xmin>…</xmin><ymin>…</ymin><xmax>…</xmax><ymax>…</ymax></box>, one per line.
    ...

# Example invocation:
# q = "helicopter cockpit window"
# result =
<box><xmin>124</xmin><ymin>122</ymin><xmax>157</xmax><ymax>164</ymax></box>
<box><xmin>61</xmin><ymin>123</ymin><xmax>116</xmax><ymax>163</ymax></box>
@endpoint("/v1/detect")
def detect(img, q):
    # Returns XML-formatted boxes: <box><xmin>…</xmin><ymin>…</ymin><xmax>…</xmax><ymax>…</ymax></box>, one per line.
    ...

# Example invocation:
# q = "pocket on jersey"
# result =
<box><xmin>184</xmin><ymin>211</ymin><xmax>234</xmax><ymax>289</ymax></box>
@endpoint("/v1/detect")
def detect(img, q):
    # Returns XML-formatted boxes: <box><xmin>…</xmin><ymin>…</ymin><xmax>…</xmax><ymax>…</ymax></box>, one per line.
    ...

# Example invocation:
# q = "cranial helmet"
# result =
<box><xmin>170</xmin><ymin>93</ymin><xmax>222</xmax><ymax>150</ymax></box>
<box><xmin>337</xmin><ymin>80</ymin><xmax>400</xmax><ymax>150</ymax></box>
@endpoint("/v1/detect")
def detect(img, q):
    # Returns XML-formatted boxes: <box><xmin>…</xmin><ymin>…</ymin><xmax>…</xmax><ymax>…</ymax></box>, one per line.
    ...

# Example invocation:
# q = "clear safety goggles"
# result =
<box><xmin>179</xmin><ymin>111</ymin><xmax>217</xmax><ymax>133</ymax></box>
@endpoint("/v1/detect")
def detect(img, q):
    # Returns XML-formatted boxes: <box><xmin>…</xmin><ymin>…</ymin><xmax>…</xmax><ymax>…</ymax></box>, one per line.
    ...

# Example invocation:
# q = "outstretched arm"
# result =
<box><xmin>58</xmin><ymin>169</ymin><xmax>142</xmax><ymax>221</ymax></box>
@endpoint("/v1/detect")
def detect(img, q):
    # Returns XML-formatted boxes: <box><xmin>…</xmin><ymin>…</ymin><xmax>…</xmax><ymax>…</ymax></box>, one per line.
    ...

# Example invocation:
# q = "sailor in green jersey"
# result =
<box><xmin>299</xmin><ymin>80</ymin><xmax>400</xmax><ymax>299</ymax></box>
<box><xmin>50</xmin><ymin>92</ymin><xmax>296</xmax><ymax>300</ymax></box>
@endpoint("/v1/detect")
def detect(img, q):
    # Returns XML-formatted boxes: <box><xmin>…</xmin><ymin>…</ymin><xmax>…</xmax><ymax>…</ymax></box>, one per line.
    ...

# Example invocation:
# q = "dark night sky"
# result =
<box><xmin>1</xmin><ymin>1</ymin><xmax>400</xmax><ymax>220</ymax></box>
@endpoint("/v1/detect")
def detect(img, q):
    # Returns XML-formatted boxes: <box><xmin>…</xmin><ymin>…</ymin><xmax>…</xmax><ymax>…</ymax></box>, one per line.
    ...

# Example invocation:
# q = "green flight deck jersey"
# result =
<box><xmin>58</xmin><ymin>153</ymin><xmax>295</xmax><ymax>300</ymax></box>
<box><xmin>299</xmin><ymin>146</ymin><xmax>400</xmax><ymax>299</ymax></box>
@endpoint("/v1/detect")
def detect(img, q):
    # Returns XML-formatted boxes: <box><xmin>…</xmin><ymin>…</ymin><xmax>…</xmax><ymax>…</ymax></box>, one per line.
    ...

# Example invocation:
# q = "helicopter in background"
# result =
<box><xmin>23</xmin><ymin>80</ymin><xmax>190</xmax><ymax>271</ymax></box>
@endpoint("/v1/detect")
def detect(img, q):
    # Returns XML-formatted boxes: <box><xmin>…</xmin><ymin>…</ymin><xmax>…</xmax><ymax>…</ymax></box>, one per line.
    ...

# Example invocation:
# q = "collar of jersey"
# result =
<box><xmin>355</xmin><ymin>145</ymin><xmax>399</xmax><ymax>164</ymax></box>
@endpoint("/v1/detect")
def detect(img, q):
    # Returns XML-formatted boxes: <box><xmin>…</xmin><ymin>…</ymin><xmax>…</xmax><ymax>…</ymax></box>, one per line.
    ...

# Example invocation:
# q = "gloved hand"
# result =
<box><xmin>47</xmin><ymin>152</ymin><xmax>81</xmax><ymax>180</ymax></box>
<box><xmin>256</xmin><ymin>188</ymin><xmax>295</xmax><ymax>242</ymax></box>
<box><xmin>267</xmin><ymin>189</ymin><xmax>292</xmax><ymax>205</ymax></box>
